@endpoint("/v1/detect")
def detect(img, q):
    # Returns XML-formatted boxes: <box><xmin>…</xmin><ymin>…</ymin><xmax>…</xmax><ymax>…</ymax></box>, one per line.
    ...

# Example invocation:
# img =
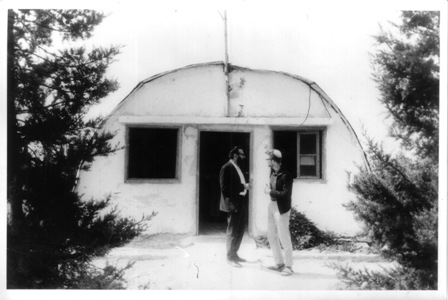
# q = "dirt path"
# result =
<box><xmin>93</xmin><ymin>233</ymin><xmax>395</xmax><ymax>290</ymax></box>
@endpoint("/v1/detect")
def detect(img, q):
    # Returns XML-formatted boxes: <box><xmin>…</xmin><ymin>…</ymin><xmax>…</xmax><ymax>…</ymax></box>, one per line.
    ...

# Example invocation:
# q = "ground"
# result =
<box><xmin>92</xmin><ymin>233</ymin><xmax>396</xmax><ymax>290</ymax></box>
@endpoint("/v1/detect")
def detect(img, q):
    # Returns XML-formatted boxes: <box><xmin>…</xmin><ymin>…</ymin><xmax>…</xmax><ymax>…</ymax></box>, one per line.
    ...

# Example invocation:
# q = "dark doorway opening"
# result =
<box><xmin>199</xmin><ymin>131</ymin><xmax>250</xmax><ymax>235</ymax></box>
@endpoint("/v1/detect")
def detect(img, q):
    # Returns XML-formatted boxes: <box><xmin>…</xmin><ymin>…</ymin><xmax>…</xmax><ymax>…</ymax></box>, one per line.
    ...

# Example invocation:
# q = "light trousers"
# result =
<box><xmin>267</xmin><ymin>201</ymin><xmax>293</xmax><ymax>267</ymax></box>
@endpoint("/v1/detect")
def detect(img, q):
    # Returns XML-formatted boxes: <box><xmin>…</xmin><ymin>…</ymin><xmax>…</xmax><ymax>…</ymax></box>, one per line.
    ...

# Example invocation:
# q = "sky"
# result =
<box><xmin>83</xmin><ymin>2</ymin><xmax>409</xmax><ymax>152</ymax></box>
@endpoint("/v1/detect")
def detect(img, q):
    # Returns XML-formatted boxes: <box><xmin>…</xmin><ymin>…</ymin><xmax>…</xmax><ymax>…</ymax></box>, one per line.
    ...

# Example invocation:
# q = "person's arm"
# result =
<box><xmin>220</xmin><ymin>165</ymin><xmax>237</xmax><ymax>211</ymax></box>
<box><xmin>269</xmin><ymin>173</ymin><xmax>293</xmax><ymax>199</ymax></box>
<box><xmin>220</xmin><ymin>165</ymin><xmax>230</xmax><ymax>199</ymax></box>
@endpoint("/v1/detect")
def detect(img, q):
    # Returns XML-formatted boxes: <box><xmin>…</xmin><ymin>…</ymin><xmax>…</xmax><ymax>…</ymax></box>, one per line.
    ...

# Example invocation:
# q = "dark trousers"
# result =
<box><xmin>226</xmin><ymin>201</ymin><xmax>247</xmax><ymax>260</ymax></box>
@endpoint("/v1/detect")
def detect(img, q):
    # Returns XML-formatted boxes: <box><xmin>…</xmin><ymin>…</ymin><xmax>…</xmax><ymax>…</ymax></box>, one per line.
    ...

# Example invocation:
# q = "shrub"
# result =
<box><xmin>342</xmin><ymin>142</ymin><xmax>438</xmax><ymax>289</ymax></box>
<box><xmin>254</xmin><ymin>207</ymin><xmax>337</xmax><ymax>250</ymax></box>
<box><xmin>289</xmin><ymin>207</ymin><xmax>337</xmax><ymax>250</ymax></box>
<box><xmin>68</xmin><ymin>262</ymin><xmax>135</xmax><ymax>289</ymax></box>
<box><xmin>331</xmin><ymin>263</ymin><xmax>437</xmax><ymax>290</ymax></box>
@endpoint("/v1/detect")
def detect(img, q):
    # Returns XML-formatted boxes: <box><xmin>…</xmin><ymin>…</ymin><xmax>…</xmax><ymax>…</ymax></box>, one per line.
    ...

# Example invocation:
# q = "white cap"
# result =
<box><xmin>266</xmin><ymin>149</ymin><xmax>282</xmax><ymax>160</ymax></box>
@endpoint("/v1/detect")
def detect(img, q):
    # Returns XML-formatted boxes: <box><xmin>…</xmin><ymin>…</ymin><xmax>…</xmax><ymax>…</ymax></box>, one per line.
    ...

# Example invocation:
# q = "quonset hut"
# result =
<box><xmin>77</xmin><ymin>62</ymin><xmax>369</xmax><ymax>237</ymax></box>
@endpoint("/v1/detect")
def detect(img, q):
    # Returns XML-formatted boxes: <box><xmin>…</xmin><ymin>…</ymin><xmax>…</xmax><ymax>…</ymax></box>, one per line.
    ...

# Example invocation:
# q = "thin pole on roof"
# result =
<box><xmin>218</xmin><ymin>11</ymin><xmax>229</xmax><ymax>74</ymax></box>
<box><xmin>224</xmin><ymin>11</ymin><xmax>229</xmax><ymax>74</ymax></box>
<box><xmin>219</xmin><ymin>10</ymin><xmax>230</xmax><ymax>116</ymax></box>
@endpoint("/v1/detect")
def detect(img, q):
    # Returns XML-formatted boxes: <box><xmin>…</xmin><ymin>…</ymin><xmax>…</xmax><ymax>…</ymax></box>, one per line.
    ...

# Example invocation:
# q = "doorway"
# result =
<box><xmin>198</xmin><ymin>131</ymin><xmax>250</xmax><ymax>234</ymax></box>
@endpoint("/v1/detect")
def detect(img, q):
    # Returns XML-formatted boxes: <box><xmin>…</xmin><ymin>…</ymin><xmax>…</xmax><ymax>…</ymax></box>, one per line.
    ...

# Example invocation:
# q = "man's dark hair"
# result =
<box><xmin>229</xmin><ymin>146</ymin><xmax>243</xmax><ymax>159</ymax></box>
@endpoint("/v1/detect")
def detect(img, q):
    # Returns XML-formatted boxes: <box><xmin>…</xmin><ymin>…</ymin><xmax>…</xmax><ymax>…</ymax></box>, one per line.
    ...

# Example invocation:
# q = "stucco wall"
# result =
<box><xmin>78</xmin><ymin>63</ymin><xmax>366</xmax><ymax>237</ymax></box>
<box><xmin>78</xmin><ymin>125</ymin><xmax>200</xmax><ymax>234</ymax></box>
<box><xmin>249</xmin><ymin>123</ymin><xmax>364</xmax><ymax>237</ymax></box>
<box><xmin>296</xmin><ymin>115</ymin><xmax>363</xmax><ymax>235</ymax></box>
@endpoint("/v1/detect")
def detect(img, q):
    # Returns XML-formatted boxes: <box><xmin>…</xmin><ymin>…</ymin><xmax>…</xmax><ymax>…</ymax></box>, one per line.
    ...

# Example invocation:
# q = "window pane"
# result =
<box><xmin>274</xmin><ymin>130</ymin><xmax>322</xmax><ymax>179</ymax></box>
<box><xmin>128</xmin><ymin>128</ymin><xmax>178</xmax><ymax>179</ymax></box>
<box><xmin>300</xmin><ymin>134</ymin><xmax>317</xmax><ymax>154</ymax></box>
<box><xmin>300</xmin><ymin>165</ymin><xmax>317</xmax><ymax>177</ymax></box>
<box><xmin>300</xmin><ymin>156</ymin><xmax>315</xmax><ymax>166</ymax></box>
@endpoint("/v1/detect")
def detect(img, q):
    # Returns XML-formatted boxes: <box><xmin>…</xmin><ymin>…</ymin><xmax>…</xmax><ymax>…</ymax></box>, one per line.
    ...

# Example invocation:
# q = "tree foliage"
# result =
<box><xmin>338</xmin><ymin>11</ymin><xmax>439</xmax><ymax>290</ymax></box>
<box><xmin>347</xmin><ymin>138</ymin><xmax>438</xmax><ymax>274</ymax></box>
<box><xmin>372</xmin><ymin>11</ymin><xmax>439</xmax><ymax>160</ymax></box>
<box><xmin>7</xmin><ymin>9</ymin><xmax>153</xmax><ymax>289</ymax></box>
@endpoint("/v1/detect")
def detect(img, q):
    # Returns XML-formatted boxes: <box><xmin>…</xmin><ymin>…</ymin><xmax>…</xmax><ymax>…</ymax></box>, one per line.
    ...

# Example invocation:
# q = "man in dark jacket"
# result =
<box><xmin>264</xmin><ymin>149</ymin><xmax>294</xmax><ymax>276</ymax></box>
<box><xmin>219</xmin><ymin>146</ymin><xmax>250</xmax><ymax>268</ymax></box>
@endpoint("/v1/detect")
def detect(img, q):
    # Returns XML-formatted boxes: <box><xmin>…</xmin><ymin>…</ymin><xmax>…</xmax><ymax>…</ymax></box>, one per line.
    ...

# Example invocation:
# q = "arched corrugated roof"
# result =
<box><xmin>105</xmin><ymin>61</ymin><xmax>370</xmax><ymax>170</ymax></box>
<box><xmin>229</xmin><ymin>64</ymin><xmax>370</xmax><ymax>170</ymax></box>
<box><xmin>110</xmin><ymin>61</ymin><xmax>224</xmax><ymax>115</ymax></box>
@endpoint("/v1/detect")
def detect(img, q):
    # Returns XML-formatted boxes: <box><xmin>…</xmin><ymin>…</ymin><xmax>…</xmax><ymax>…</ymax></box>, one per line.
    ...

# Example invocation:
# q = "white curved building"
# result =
<box><xmin>78</xmin><ymin>62</ymin><xmax>369</xmax><ymax>237</ymax></box>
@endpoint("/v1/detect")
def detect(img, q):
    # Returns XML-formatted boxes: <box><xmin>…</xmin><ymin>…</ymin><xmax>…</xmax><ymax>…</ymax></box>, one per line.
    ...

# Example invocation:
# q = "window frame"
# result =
<box><xmin>272</xmin><ymin>127</ymin><xmax>325</xmax><ymax>181</ymax></box>
<box><xmin>125</xmin><ymin>125</ymin><xmax>182</xmax><ymax>183</ymax></box>
<box><xmin>297</xmin><ymin>131</ymin><xmax>322</xmax><ymax>179</ymax></box>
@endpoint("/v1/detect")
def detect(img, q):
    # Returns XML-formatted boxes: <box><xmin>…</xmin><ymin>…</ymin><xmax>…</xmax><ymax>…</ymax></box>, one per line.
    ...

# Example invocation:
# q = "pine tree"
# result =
<box><xmin>372</xmin><ymin>11</ymin><xmax>439</xmax><ymax>161</ymax></box>
<box><xmin>339</xmin><ymin>11</ymin><xmax>439</xmax><ymax>290</ymax></box>
<box><xmin>7</xmin><ymin>9</ymin><xmax>153</xmax><ymax>289</ymax></box>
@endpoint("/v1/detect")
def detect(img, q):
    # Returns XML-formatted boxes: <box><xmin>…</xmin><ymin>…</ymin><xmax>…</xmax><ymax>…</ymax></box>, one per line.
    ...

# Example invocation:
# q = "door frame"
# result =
<box><xmin>196</xmin><ymin>127</ymin><xmax>253</xmax><ymax>235</ymax></box>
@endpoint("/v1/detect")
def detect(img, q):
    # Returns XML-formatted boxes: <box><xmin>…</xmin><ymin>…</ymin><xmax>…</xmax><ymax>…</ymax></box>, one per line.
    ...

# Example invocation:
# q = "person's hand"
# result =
<box><xmin>228</xmin><ymin>200</ymin><xmax>237</xmax><ymax>212</ymax></box>
<box><xmin>244</xmin><ymin>183</ymin><xmax>251</xmax><ymax>190</ymax></box>
<box><xmin>264</xmin><ymin>184</ymin><xmax>271</xmax><ymax>194</ymax></box>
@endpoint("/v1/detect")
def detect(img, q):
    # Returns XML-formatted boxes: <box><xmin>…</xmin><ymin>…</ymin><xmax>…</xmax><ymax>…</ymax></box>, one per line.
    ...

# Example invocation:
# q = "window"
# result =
<box><xmin>127</xmin><ymin>127</ymin><xmax>179</xmax><ymax>179</ymax></box>
<box><xmin>273</xmin><ymin>130</ymin><xmax>323</xmax><ymax>179</ymax></box>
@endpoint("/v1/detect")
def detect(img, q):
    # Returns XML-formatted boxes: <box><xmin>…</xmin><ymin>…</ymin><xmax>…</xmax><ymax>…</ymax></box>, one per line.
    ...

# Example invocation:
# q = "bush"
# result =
<box><xmin>254</xmin><ymin>207</ymin><xmax>337</xmax><ymax>250</ymax></box>
<box><xmin>333</xmin><ymin>137</ymin><xmax>438</xmax><ymax>290</ymax></box>
<box><xmin>331</xmin><ymin>263</ymin><xmax>437</xmax><ymax>290</ymax></box>
<box><xmin>67</xmin><ymin>262</ymin><xmax>135</xmax><ymax>289</ymax></box>
<box><xmin>289</xmin><ymin>207</ymin><xmax>336</xmax><ymax>250</ymax></box>
<box><xmin>342</xmin><ymin>141</ymin><xmax>438</xmax><ymax>289</ymax></box>
<box><xmin>7</xmin><ymin>198</ymin><xmax>156</xmax><ymax>289</ymax></box>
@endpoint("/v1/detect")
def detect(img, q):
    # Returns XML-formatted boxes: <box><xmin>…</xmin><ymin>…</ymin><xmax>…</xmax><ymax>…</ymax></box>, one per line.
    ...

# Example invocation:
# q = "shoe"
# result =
<box><xmin>234</xmin><ymin>256</ymin><xmax>247</xmax><ymax>263</ymax></box>
<box><xmin>266</xmin><ymin>264</ymin><xmax>285</xmax><ymax>272</ymax></box>
<box><xmin>280</xmin><ymin>266</ymin><xmax>294</xmax><ymax>276</ymax></box>
<box><xmin>227</xmin><ymin>259</ymin><xmax>242</xmax><ymax>268</ymax></box>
